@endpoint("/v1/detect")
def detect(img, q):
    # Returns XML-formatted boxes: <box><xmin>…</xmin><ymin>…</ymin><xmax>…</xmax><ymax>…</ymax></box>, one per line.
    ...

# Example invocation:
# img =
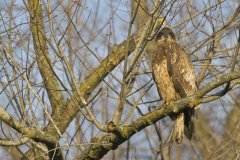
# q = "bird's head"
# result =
<box><xmin>156</xmin><ymin>27</ymin><xmax>175</xmax><ymax>43</ymax></box>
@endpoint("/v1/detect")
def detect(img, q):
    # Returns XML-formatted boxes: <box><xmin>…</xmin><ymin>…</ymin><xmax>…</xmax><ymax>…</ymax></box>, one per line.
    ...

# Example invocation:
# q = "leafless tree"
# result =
<box><xmin>0</xmin><ymin>0</ymin><xmax>239</xmax><ymax>159</ymax></box>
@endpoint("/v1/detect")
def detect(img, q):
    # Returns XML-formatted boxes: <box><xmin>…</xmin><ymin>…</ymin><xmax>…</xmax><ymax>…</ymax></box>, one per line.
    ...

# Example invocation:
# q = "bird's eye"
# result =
<box><xmin>156</xmin><ymin>32</ymin><xmax>163</xmax><ymax>40</ymax></box>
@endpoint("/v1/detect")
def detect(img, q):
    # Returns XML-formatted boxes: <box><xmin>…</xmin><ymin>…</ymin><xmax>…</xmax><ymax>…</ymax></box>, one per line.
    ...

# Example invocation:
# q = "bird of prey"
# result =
<box><xmin>151</xmin><ymin>27</ymin><xmax>197</xmax><ymax>144</ymax></box>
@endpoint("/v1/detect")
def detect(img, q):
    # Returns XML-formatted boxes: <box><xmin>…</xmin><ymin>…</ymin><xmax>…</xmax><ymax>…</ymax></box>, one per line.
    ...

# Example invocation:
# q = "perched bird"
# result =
<box><xmin>151</xmin><ymin>27</ymin><xmax>197</xmax><ymax>143</ymax></box>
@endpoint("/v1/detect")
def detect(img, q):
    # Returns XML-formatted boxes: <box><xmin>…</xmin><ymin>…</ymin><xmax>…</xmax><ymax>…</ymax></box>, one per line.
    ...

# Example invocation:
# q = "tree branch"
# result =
<box><xmin>28</xmin><ymin>0</ymin><xmax>66</xmax><ymax>123</ymax></box>
<box><xmin>0</xmin><ymin>137</ymin><xmax>29</xmax><ymax>147</ymax></box>
<box><xmin>0</xmin><ymin>107</ymin><xmax>57</xmax><ymax>143</ymax></box>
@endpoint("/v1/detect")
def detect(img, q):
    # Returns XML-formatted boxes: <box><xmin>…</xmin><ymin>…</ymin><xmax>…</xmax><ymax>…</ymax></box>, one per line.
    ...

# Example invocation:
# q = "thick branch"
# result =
<box><xmin>28</xmin><ymin>0</ymin><xmax>65</xmax><ymax>114</ymax></box>
<box><xmin>0</xmin><ymin>107</ymin><xmax>57</xmax><ymax>143</ymax></box>
<box><xmin>79</xmin><ymin>34</ymin><xmax>136</xmax><ymax>99</ymax></box>
<box><xmin>0</xmin><ymin>137</ymin><xmax>29</xmax><ymax>147</ymax></box>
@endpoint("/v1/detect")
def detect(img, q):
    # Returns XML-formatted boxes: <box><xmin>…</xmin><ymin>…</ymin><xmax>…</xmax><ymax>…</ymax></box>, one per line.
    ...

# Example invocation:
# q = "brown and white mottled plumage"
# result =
<box><xmin>152</xmin><ymin>27</ymin><xmax>197</xmax><ymax>143</ymax></box>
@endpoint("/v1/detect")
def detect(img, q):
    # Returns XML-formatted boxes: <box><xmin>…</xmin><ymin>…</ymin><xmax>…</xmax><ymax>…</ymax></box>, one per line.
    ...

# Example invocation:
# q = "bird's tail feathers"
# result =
<box><xmin>184</xmin><ymin>107</ymin><xmax>195</xmax><ymax>140</ymax></box>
